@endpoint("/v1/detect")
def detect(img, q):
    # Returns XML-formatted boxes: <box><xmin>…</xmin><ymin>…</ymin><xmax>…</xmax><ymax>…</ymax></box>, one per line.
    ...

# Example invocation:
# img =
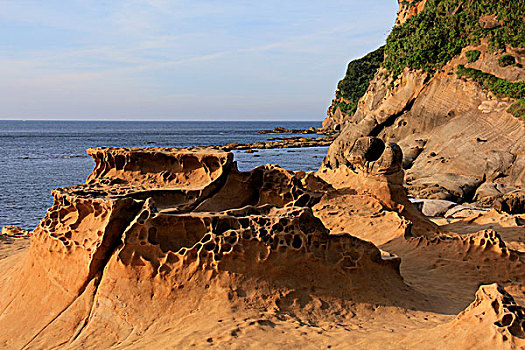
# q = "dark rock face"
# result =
<box><xmin>493</xmin><ymin>192</ymin><xmax>525</xmax><ymax>214</ymax></box>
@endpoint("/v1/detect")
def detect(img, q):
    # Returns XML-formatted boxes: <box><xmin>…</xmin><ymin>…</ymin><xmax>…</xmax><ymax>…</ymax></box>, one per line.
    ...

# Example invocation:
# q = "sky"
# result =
<box><xmin>0</xmin><ymin>1</ymin><xmax>398</xmax><ymax>121</ymax></box>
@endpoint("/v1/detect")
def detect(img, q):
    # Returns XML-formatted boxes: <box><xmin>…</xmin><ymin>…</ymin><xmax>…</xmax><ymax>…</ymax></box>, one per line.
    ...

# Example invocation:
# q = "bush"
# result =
<box><xmin>334</xmin><ymin>46</ymin><xmax>385</xmax><ymax>116</ymax></box>
<box><xmin>400</xmin><ymin>0</ymin><xmax>423</xmax><ymax>9</ymax></box>
<box><xmin>333</xmin><ymin>101</ymin><xmax>353</xmax><ymax>115</ymax></box>
<box><xmin>456</xmin><ymin>65</ymin><xmax>525</xmax><ymax>99</ymax></box>
<box><xmin>466</xmin><ymin>50</ymin><xmax>481</xmax><ymax>63</ymax></box>
<box><xmin>508</xmin><ymin>99</ymin><xmax>525</xmax><ymax>119</ymax></box>
<box><xmin>384</xmin><ymin>0</ymin><xmax>525</xmax><ymax>78</ymax></box>
<box><xmin>498</xmin><ymin>54</ymin><xmax>516</xmax><ymax>67</ymax></box>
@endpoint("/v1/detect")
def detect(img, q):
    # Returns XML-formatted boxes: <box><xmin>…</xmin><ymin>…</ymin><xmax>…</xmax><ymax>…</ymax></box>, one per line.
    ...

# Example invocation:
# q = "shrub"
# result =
<box><xmin>456</xmin><ymin>65</ymin><xmax>525</xmax><ymax>99</ymax></box>
<box><xmin>466</xmin><ymin>50</ymin><xmax>481</xmax><ymax>63</ymax></box>
<box><xmin>401</xmin><ymin>0</ymin><xmax>423</xmax><ymax>9</ymax></box>
<box><xmin>334</xmin><ymin>46</ymin><xmax>385</xmax><ymax>116</ymax></box>
<box><xmin>333</xmin><ymin>101</ymin><xmax>354</xmax><ymax>115</ymax></box>
<box><xmin>508</xmin><ymin>99</ymin><xmax>525</xmax><ymax>119</ymax></box>
<box><xmin>384</xmin><ymin>0</ymin><xmax>525</xmax><ymax>78</ymax></box>
<box><xmin>498</xmin><ymin>54</ymin><xmax>516</xmax><ymax>67</ymax></box>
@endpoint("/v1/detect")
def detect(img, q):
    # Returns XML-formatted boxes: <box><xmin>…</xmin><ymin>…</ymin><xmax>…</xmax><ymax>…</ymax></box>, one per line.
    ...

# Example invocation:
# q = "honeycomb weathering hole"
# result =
<box><xmin>150</xmin><ymin>216</ymin><xmax>211</xmax><ymax>253</ymax></box>
<box><xmin>364</xmin><ymin>138</ymin><xmax>385</xmax><ymax>162</ymax></box>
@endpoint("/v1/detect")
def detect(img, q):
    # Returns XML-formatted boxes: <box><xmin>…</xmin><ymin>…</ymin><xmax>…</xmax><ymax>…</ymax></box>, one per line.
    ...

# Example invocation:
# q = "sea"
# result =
<box><xmin>0</xmin><ymin>120</ymin><xmax>328</xmax><ymax>229</ymax></box>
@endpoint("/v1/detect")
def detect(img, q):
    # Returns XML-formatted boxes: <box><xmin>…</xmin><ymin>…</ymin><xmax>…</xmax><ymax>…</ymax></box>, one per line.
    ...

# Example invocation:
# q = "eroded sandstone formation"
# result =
<box><xmin>0</xmin><ymin>146</ymin><xmax>412</xmax><ymax>348</ymax></box>
<box><xmin>0</xmin><ymin>142</ymin><xmax>523</xmax><ymax>349</ymax></box>
<box><xmin>323</xmin><ymin>0</ymin><xmax>525</xmax><ymax>213</ymax></box>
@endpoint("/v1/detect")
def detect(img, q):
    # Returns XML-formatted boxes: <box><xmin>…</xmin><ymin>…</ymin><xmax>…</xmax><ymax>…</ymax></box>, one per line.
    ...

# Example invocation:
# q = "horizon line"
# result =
<box><xmin>0</xmin><ymin>119</ymin><xmax>324</xmax><ymax>122</ymax></box>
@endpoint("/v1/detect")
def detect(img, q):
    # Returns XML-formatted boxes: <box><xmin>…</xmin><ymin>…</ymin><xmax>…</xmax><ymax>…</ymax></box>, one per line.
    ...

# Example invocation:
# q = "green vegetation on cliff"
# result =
<box><xmin>456</xmin><ymin>65</ymin><xmax>525</xmax><ymax>99</ymax></box>
<box><xmin>465</xmin><ymin>50</ymin><xmax>481</xmax><ymax>63</ymax></box>
<box><xmin>401</xmin><ymin>0</ymin><xmax>423</xmax><ymax>8</ymax></box>
<box><xmin>498</xmin><ymin>54</ymin><xmax>516</xmax><ymax>67</ymax></box>
<box><xmin>384</xmin><ymin>0</ymin><xmax>525</xmax><ymax>78</ymax></box>
<box><xmin>334</xmin><ymin>46</ymin><xmax>385</xmax><ymax>116</ymax></box>
<box><xmin>508</xmin><ymin>99</ymin><xmax>525</xmax><ymax>119</ymax></box>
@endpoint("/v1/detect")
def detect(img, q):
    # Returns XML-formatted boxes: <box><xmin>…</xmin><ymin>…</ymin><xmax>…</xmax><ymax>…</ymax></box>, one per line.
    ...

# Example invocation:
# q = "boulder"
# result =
<box><xmin>417</xmin><ymin>199</ymin><xmax>457</xmax><ymax>217</ymax></box>
<box><xmin>445</xmin><ymin>205</ymin><xmax>489</xmax><ymax>218</ymax></box>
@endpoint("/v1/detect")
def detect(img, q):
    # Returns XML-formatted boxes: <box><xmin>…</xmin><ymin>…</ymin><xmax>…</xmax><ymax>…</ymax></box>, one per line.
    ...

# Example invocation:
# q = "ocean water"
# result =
<box><xmin>0</xmin><ymin>120</ymin><xmax>328</xmax><ymax>229</ymax></box>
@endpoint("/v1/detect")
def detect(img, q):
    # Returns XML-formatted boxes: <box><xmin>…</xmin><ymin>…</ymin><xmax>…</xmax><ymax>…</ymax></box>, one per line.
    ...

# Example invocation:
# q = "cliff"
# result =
<box><xmin>323</xmin><ymin>0</ymin><xmax>525</xmax><ymax>212</ymax></box>
<box><xmin>324</xmin><ymin>46</ymin><xmax>385</xmax><ymax>131</ymax></box>
<box><xmin>323</xmin><ymin>0</ymin><xmax>427</xmax><ymax>131</ymax></box>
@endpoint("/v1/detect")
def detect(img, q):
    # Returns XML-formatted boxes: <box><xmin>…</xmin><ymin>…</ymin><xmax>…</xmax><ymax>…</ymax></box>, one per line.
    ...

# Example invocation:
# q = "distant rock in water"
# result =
<box><xmin>1</xmin><ymin>225</ymin><xmax>30</xmax><ymax>237</ymax></box>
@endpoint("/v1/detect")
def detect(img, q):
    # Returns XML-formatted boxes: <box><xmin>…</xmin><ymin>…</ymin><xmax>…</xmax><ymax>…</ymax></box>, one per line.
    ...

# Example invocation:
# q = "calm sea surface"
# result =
<box><xmin>0</xmin><ymin>120</ymin><xmax>327</xmax><ymax>229</ymax></box>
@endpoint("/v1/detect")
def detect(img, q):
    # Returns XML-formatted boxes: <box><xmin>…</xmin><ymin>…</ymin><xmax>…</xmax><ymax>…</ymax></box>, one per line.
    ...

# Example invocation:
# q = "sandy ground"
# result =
<box><xmin>1</xmin><ymin>210</ymin><xmax>523</xmax><ymax>349</ymax></box>
<box><xmin>0</xmin><ymin>235</ymin><xmax>29</xmax><ymax>261</ymax></box>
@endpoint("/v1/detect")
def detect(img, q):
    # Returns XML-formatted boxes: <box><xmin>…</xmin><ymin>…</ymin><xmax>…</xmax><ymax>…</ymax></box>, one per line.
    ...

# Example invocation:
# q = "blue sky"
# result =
<box><xmin>0</xmin><ymin>1</ymin><xmax>397</xmax><ymax>120</ymax></box>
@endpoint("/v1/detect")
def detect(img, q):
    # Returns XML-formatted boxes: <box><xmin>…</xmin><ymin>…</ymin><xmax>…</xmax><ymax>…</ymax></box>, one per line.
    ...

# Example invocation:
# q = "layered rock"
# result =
<box><xmin>1</xmin><ymin>1</ymin><xmax>524</xmax><ymax>347</ymax></box>
<box><xmin>323</xmin><ymin>47</ymin><xmax>385</xmax><ymax>132</ymax></box>
<box><xmin>1</xmin><ymin>225</ymin><xmax>30</xmax><ymax>237</ymax></box>
<box><xmin>396</xmin><ymin>283</ymin><xmax>525</xmax><ymax>349</ymax></box>
<box><xmin>323</xmin><ymin>0</ymin><xmax>525</xmax><ymax>212</ymax></box>
<box><xmin>318</xmin><ymin>136</ymin><xmax>440</xmax><ymax>240</ymax></box>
